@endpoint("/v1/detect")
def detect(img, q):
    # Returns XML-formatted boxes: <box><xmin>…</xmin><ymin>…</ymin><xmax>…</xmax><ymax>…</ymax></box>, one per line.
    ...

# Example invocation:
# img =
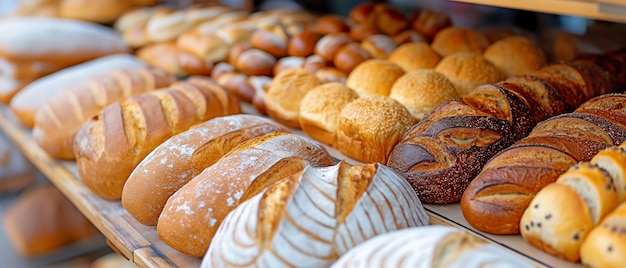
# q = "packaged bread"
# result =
<box><xmin>9</xmin><ymin>54</ymin><xmax>146</xmax><ymax>128</ymax></box>
<box><xmin>122</xmin><ymin>114</ymin><xmax>289</xmax><ymax>226</ymax></box>
<box><xmin>157</xmin><ymin>132</ymin><xmax>336</xmax><ymax>257</ymax></box>
<box><xmin>33</xmin><ymin>67</ymin><xmax>175</xmax><ymax>160</ymax></box>
<box><xmin>331</xmin><ymin>226</ymin><xmax>533</xmax><ymax>268</ymax></box>
<box><xmin>73</xmin><ymin>77</ymin><xmax>241</xmax><ymax>200</ymax></box>
<box><xmin>203</xmin><ymin>161</ymin><xmax>429</xmax><ymax>267</ymax></box>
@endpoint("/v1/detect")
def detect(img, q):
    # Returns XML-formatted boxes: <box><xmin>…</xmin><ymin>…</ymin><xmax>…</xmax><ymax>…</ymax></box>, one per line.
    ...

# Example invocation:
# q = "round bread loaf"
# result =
<box><xmin>349</xmin><ymin>24</ymin><xmax>381</xmax><ymax>42</ymax></box>
<box><xmin>264</xmin><ymin>68</ymin><xmax>322</xmax><ymax>128</ymax></box>
<box><xmin>346</xmin><ymin>59</ymin><xmax>405</xmax><ymax>97</ymax></box>
<box><xmin>388</xmin><ymin>42</ymin><xmax>441</xmax><ymax>71</ymax></box>
<box><xmin>391</xmin><ymin>29</ymin><xmax>426</xmax><ymax>45</ymax></box>
<box><xmin>431</xmin><ymin>27</ymin><xmax>491</xmax><ymax>57</ymax></box>
<box><xmin>435</xmin><ymin>52</ymin><xmax>504</xmax><ymax>96</ymax></box>
<box><xmin>250</xmin><ymin>28</ymin><xmax>288</xmax><ymax>58</ymax></box>
<box><xmin>226</xmin><ymin>41</ymin><xmax>251</xmax><ymax>66</ymax></box>
<box><xmin>313</xmin><ymin>15</ymin><xmax>349</xmax><ymax>34</ymax></box>
<box><xmin>337</xmin><ymin>96</ymin><xmax>416</xmax><ymax>163</ymax></box>
<box><xmin>299</xmin><ymin>83</ymin><xmax>359</xmax><ymax>147</ymax></box>
<box><xmin>484</xmin><ymin>36</ymin><xmax>546</xmax><ymax>78</ymax></box>
<box><xmin>235</xmin><ymin>48</ymin><xmax>276</xmax><ymax>76</ymax></box>
<box><xmin>389</xmin><ymin>69</ymin><xmax>458</xmax><ymax>120</ymax></box>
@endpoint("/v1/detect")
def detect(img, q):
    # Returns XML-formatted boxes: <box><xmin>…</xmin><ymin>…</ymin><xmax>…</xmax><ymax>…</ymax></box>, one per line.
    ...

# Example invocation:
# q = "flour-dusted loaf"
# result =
<box><xmin>33</xmin><ymin>67</ymin><xmax>175</xmax><ymax>159</ymax></box>
<box><xmin>580</xmin><ymin>201</ymin><xmax>626</xmax><ymax>268</ymax></box>
<box><xmin>157</xmin><ymin>132</ymin><xmax>335</xmax><ymax>257</ymax></box>
<box><xmin>73</xmin><ymin>77</ymin><xmax>240</xmax><ymax>200</ymax></box>
<box><xmin>203</xmin><ymin>161</ymin><xmax>429</xmax><ymax>267</ymax></box>
<box><xmin>123</xmin><ymin>114</ymin><xmax>288</xmax><ymax>226</ymax></box>
<box><xmin>331</xmin><ymin>225</ymin><xmax>533</xmax><ymax>268</ymax></box>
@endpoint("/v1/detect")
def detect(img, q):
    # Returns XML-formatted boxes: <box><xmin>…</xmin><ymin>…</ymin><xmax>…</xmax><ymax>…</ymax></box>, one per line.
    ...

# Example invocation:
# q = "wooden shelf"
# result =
<box><xmin>452</xmin><ymin>0</ymin><xmax>626</xmax><ymax>23</ymax></box>
<box><xmin>0</xmin><ymin>104</ymin><xmax>581</xmax><ymax>268</ymax></box>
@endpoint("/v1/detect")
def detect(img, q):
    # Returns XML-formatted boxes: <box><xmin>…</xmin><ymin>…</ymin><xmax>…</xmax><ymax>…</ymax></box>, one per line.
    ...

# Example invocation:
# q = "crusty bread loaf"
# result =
<box><xmin>2</xmin><ymin>184</ymin><xmax>99</xmax><ymax>257</ymax></box>
<box><xmin>580</xmin><ymin>201</ymin><xmax>626</xmax><ymax>268</ymax></box>
<box><xmin>331</xmin><ymin>226</ymin><xmax>533</xmax><ymax>268</ymax></box>
<box><xmin>346</xmin><ymin>59</ymin><xmax>405</xmax><ymax>97</ymax></box>
<box><xmin>73</xmin><ymin>78</ymin><xmax>240</xmax><ymax>200</ymax></box>
<box><xmin>264</xmin><ymin>68</ymin><xmax>322</xmax><ymax>128</ymax></box>
<box><xmin>204</xmin><ymin>161</ymin><xmax>429</xmax><ymax>267</ymax></box>
<box><xmin>0</xmin><ymin>17</ymin><xmax>128</xmax><ymax>65</ymax></box>
<box><xmin>122</xmin><ymin>114</ymin><xmax>288</xmax><ymax>226</ymax></box>
<box><xmin>157</xmin><ymin>132</ymin><xmax>336</xmax><ymax>257</ymax></box>
<box><xmin>9</xmin><ymin>54</ymin><xmax>146</xmax><ymax>128</ymax></box>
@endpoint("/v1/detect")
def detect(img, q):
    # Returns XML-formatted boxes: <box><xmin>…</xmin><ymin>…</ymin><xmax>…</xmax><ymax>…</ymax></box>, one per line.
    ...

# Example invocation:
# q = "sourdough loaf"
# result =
<box><xmin>203</xmin><ymin>161</ymin><xmax>429</xmax><ymax>267</ymax></box>
<box><xmin>122</xmin><ymin>114</ymin><xmax>288</xmax><ymax>226</ymax></box>
<box><xmin>157</xmin><ymin>132</ymin><xmax>335</xmax><ymax>257</ymax></box>
<box><xmin>73</xmin><ymin>77</ymin><xmax>240</xmax><ymax>200</ymax></box>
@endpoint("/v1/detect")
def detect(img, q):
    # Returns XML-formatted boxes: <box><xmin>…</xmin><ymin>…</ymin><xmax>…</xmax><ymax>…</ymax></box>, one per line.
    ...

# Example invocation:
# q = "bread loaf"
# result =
<box><xmin>9</xmin><ymin>54</ymin><xmax>146</xmax><ymax>128</ymax></box>
<box><xmin>389</xmin><ymin>69</ymin><xmax>458</xmax><ymax>120</ymax></box>
<box><xmin>483</xmin><ymin>36</ymin><xmax>546</xmax><ymax>77</ymax></box>
<box><xmin>410</xmin><ymin>10</ymin><xmax>452</xmax><ymax>41</ymax></box>
<box><xmin>331</xmin><ymin>226</ymin><xmax>533</xmax><ymax>268</ymax></box>
<box><xmin>0</xmin><ymin>58</ymin><xmax>65</xmax><ymax>80</ymax></box>
<box><xmin>203</xmin><ymin>161</ymin><xmax>429</xmax><ymax>267</ymax></box>
<box><xmin>157</xmin><ymin>132</ymin><xmax>335</xmax><ymax>257</ymax></box>
<box><xmin>73</xmin><ymin>77</ymin><xmax>240</xmax><ymax>200</ymax></box>
<box><xmin>346</xmin><ymin>59</ymin><xmax>405</xmax><ymax>97</ymax></box>
<box><xmin>431</xmin><ymin>27</ymin><xmax>491</xmax><ymax>57</ymax></box>
<box><xmin>434</xmin><ymin>52</ymin><xmax>504</xmax><ymax>96</ymax></box>
<box><xmin>122</xmin><ymin>114</ymin><xmax>288</xmax><ymax>226</ymax></box>
<box><xmin>264</xmin><ymin>68</ymin><xmax>322</xmax><ymax>128</ymax></box>
<box><xmin>59</xmin><ymin>0</ymin><xmax>136</xmax><ymax>24</ymax></box>
<box><xmin>33</xmin><ymin>67</ymin><xmax>176</xmax><ymax>160</ymax></box>
<box><xmin>580</xmin><ymin>201</ymin><xmax>626</xmax><ymax>268</ymax></box>
<box><xmin>387</xmin><ymin>42</ymin><xmax>440</xmax><ymax>71</ymax></box>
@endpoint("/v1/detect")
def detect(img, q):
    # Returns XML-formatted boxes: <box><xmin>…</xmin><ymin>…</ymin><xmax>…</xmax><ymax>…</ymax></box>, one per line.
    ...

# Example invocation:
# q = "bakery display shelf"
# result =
<box><xmin>452</xmin><ymin>0</ymin><xmax>626</xmax><ymax>24</ymax></box>
<box><xmin>0</xmin><ymin>104</ymin><xmax>578</xmax><ymax>268</ymax></box>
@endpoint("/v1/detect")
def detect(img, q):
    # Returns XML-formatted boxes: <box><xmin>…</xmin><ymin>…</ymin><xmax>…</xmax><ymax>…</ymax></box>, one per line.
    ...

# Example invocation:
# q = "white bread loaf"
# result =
<box><xmin>580</xmin><ymin>201</ymin><xmax>626</xmax><ymax>268</ymax></box>
<box><xmin>9</xmin><ymin>54</ymin><xmax>146</xmax><ymax>128</ymax></box>
<box><xmin>0</xmin><ymin>17</ymin><xmax>128</xmax><ymax>64</ymax></box>
<box><xmin>122</xmin><ymin>114</ymin><xmax>289</xmax><ymax>226</ymax></box>
<box><xmin>203</xmin><ymin>161</ymin><xmax>429</xmax><ymax>267</ymax></box>
<box><xmin>157</xmin><ymin>132</ymin><xmax>336</xmax><ymax>257</ymax></box>
<box><xmin>331</xmin><ymin>225</ymin><xmax>533</xmax><ymax>268</ymax></box>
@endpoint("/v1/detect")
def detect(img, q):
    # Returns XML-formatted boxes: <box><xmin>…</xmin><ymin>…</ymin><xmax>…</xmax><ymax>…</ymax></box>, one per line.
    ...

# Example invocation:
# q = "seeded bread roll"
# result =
<box><xmin>389</xmin><ymin>69</ymin><xmax>458</xmax><ymax>120</ymax></box>
<box><xmin>431</xmin><ymin>27</ymin><xmax>491</xmax><ymax>57</ymax></box>
<box><xmin>388</xmin><ymin>42</ymin><xmax>440</xmax><ymax>71</ymax></box>
<box><xmin>123</xmin><ymin>114</ymin><xmax>288</xmax><ymax>226</ymax></box>
<box><xmin>337</xmin><ymin>96</ymin><xmax>416</xmax><ymax>164</ymax></box>
<box><xmin>157</xmin><ymin>132</ymin><xmax>335</xmax><ymax>257</ymax></box>
<box><xmin>435</xmin><ymin>52</ymin><xmax>504</xmax><ymax>96</ymax></box>
<box><xmin>346</xmin><ymin>59</ymin><xmax>405</xmax><ymax>97</ymax></box>
<box><xmin>264</xmin><ymin>68</ymin><xmax>322</xmax><ymax>128</ymax></box>
<box><xmin>484</xmin><ymin>36</ymin><xmax>546</xmax><ymax>78</ymax></box>
<box><xmin>204</xmin><ymin>161</ymin><xmax>429</xmax><ymax>267</ymax></box>
<box><xmin>580</xmin><ymin>202</ymin><xmax>626</xmax><ymax>268</ymax></box>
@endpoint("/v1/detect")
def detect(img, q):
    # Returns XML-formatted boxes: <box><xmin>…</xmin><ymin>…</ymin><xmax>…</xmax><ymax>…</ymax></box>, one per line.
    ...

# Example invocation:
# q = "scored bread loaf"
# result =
<box><xmin>33</xmin><ymin>67</ymin><xmax>176</xmax><ymax>160</ymax></box>
<box><xmin>73</xmin><ymin>77</ymin><xmax>240</xmax><ymax>200</ymax></box>
<box><xmin>157</xmin><ymin>132</ymin><xmax>336</xmax><ymax>257</ymax></box>
<box><xmin>9</xmin><ymin>54</ymin><xmax>146</xmax><ymax>128</ymax></box>
<box><xmin>580</xmin><ymin>201</ymin><xmax>626</xmax><ymax>268</ymax></box>
<box><xmin>330</xmin><ymin>226</ymin><xmax>533</xmax><ymax>268</ymax></box>
<box><xmin>122</xmin><ymin>114</ymin><xmax>289</xmax><ymax>226</ymax></box>
<box><xmin>203</xmin><ymin>161</ymin><xmax>429</xmax><ymax>267</ymax></box>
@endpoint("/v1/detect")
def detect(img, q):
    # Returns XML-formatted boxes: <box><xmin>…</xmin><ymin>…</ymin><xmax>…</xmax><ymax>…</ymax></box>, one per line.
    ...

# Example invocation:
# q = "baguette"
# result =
<box><xmin>204</xmin><ymin>161</ymin><xmax>429</xmax><ymax>267</ymax></box>
<box><xmin>33</xmin><ymin>67</ymin><xmax>176</xmax><ymax>159</ymax></box>
<box><xmin>73</xmin><ymin>77</ymin><xmax>240</xmax><ymax>200</ymax></box>
<box><xmin>122</xmin><ymin>114</ymin><xmax>288</xmax><ymax>226</ymax></box>
<box><xmin>157</xmin><ymin>132</ymin><xmax>335</xmax><ymax>257</ymax></box>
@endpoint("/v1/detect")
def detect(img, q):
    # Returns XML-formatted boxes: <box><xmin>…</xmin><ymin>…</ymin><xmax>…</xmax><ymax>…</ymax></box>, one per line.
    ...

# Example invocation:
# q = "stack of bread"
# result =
<box><xmin>518</xmin><ymin>142</ymin><xmax>626</xmax><ymax>267</ymax></box>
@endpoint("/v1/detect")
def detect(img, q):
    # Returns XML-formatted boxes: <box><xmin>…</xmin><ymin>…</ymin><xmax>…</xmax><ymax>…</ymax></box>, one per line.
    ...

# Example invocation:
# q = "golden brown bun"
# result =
<box><xmin>389</xmin><ymin>69</ymin><xmax>458</xmax><ymax>120</ymax></box>
<box><xmin>361</xmin><ymin>34</ymin><xmax>397</xmax><ymax>59</ymax></box>
<box><xmin>391</xmin><ymin>29</ymin><xmax>426</xmax><ymax>45</ymax></box>
<box><xmin>12</xmin><ymin>0</ymin><xmax>60</xmax><ymax>17</ymax></box>
<box><xmin>337</xmin><ymin>96</ymin><xmax>416</xmax><ymax>164</ymax></box>
<box><xmin>145</xmin><ymin>9</ymin><xmax>192</xmax><ymax>43</ymax></box>
<box><xmin>216</xmin><ymin>72</ymin><xmax>254</xmax><ymax>103</ymax></box>
<box><xmin>388</xmin><ymin>42</ymin><xmax>441</xmax><ymax>71</ymax></box>
<box><xmin>137</xmin><ymin>42</ymin><xmax>213</xmax><ymax>76</ymax></box>
<box><xmin>302</xmin><ymin>54</ymin><xmax>328</xmax><ymax>74</ymax></box>
<box><xmin>481</xmin><ymin>25</ymin><xmax>535</xmax><ymax>43</ymax></box>
<box><xmin>314</xmin><ymin>32</ymin><xmax>354</xmax><ymax>62</ymax></box>
<box><xmin>250</xmin><ymin>28</ymin><xmax>288</xmax><ymax>58</ymax></box>
<box><xmin>264</xmin><ymin>68</ymin><xmax>322</xmax><ymax>128</ymax></box>
<box><xmin>214</xmin><ymin>22</ymin><xmax>257</xmax><ymax>46</ymax></box>
<box><xmin>287</xmin><ymin>30</ymin><xmax>322</xmax><ymax>57</ymax></box>
<box><xmin>484</xmin><ymin>36</ymin><xmax>546</xmax><ymax>78</ymax></box>
<box><xmin>348</xmin><ymin>2</ymin><xmax>377</xmax><ymax>25</ymax></box>
<box><xmin>410</xmin><ymin>9</ymin><xmax>452</xmax><ymax>41</ymax></box>
<box><xmin>581</xmin><ymin>202</ymin><xmax>626</xmax><ymax>268</ymax></box>
<box><xmin>373</xmin><ymin>4</ymin><xmax>408</xmax><ymax>35</ymax></box>
<box><xmin>299</xmin><ymin>83</ymin><xmax>359</xmax><ymax>147</ymax></box>
<box><xmin>346</xmin><ymin>59</ymin><xmax>405</xmax><ymax>97</ymax></box>
<box><xmin>431</xmin><ymin>27</ymin><xmax>491</xmax><ymax>57</ymax></box>
<box><xmin>176</xmin><ymin>31</ymin><xmax>230</xmax><ymax>63</ymax></box>
<box><xmin>273</xmin><ymin>56</ymin><xmax>305</xmax><ymax>76</ymax></box>
<box><xmin>226</xmin><ymin>41</ymin><xmax>251</xmax><ymax>66</ymax></box>
<box><xmin>541</xmin><ymin>28</ymin><xmax>581</xmax><ymax>62</ymax></box>
<box><xmin>59</xmin><ymin>0</ymin><xmax>134</xmax><ymax>24</ymax></box>
<box><xmin>314</xmin><ymin>67</ymin><xmax>347</xmax><ymax>84</ymax></box>
<box><xmin>591</xmin><ymin>147</ymin><xmax>626</xmax><ymax>202</ymax></box>
<box><xmin>235</xmin><ymin>48</ymin><xmax>277</xmax><ymax>76</ymax></box>
<box><xmin>349</xmin><ymin>24</ymin><xmax>381</xmax><ymax>42</ymax></box>
<box><xmin>210</xmin><ymin>62</ymin><xmax>235</xmax><ymax>81</ymax></box>
<box><xmin>333</xmin><ymin>42</ymin><xmax>371</xmax><ymax>74</ymax></box>
<box><xmin>314</xmin><ymin>15</ymin><xmax>349</xmax><ymax>34</ymax></box>
<box><xmin>3</xmin><ymin>184</ymin><xmax>99</xmax><ymax>257</ymax></box>
<box><xmin>435</xmin><ymin>52</ymin><xmax>504</xmax><ymax>96</ymax></box>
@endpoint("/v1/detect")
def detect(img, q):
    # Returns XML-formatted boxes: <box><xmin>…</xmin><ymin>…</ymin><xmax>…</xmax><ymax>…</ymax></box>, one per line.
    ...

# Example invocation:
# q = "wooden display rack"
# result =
<box><xmin>0</xmin><ymin>104</ymin><xmax>583</xmax><ymax>267</ymax></box>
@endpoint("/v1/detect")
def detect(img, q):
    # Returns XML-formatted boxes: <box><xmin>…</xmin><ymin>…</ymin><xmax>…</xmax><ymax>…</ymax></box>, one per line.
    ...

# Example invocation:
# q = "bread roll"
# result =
<box><xmin>264</xmin><ymin>68</ymin><xmax>322</xmax><ymax>128</ymax></box>
<box><xmin>122</xmin><ymin>114</ymin><xmax>288</xmax><ymax>226</ymax></box>
<box><xmin>338</xmin><ymin>96</ymin><xmax>416</xmax><ymax>164</ymax></box>
<box><xmin>371</xmin><ymin>4</ymin><xmax>408</xmax><ymax>35</ymax></box>
<box><xmin>235</xmin><ymin>48</ymin><xmax>276</xmax><ymax>76</ymax></box>
<box><xmin>388</xmin><ymin>42</ymin><xmax>440</xmax><ymax>71</ymax></box>
<box><xmin>145</xmin><ymin>9</ymin><xmax>192</xmax><ymax>42</ymax></box>
<box><xmin>591</xmin><ymin>147</ymin><xmax>626</xmax><ymax>202</ymax></box>
<box><xmin>435</xmin><ymin>52</ymin><xmax>504</xmax><ymax>96</ymax></box>
<box><xmin>349</xmin><ymin>24</ymin><xmax>381</xmax><ymax>42</ymax></box>
<box><xmin>9</xmin><ymin>54</ymin><xmax>146</xmax><ymax>128</ymax></box>
<box><xmin>410</xmin><ymin>10</ymin><xmax>452</xmax><ymax>41</ymax></box>
<box><xmin>59</xmin><ymin>0</ymin><xmax>135</xmax><ymax>24</ymax></box>
<box><xmin>314</xmin><ymin>32</ymin><xmax>353</xmax><ymax>62</ymax></box>
<box><xmin>346</xmin><ymin>59</ymin><xmax>405</xmax><ymax>97</ymax></box>
<box><xmin>299</xmin><ymin>83</ymin><xmax>359</xmax><ymax>147</ymax></box>
<box><xmin>216</xmin><ymin>72</ymin><xmax>254</xmax><ymax>103</ymax></box>
<box><xmin>210</xmin><ymin>62</ymin><xmax>235</xmax><ymax>81</ymax></box>
<box><xmin>484</xmin><ymin>36</ymin><xmax>546</xmax><ymax>78</ymax></box>
<box><xmin>250</xmin><ymin>28</ymin><xmax>288</xmax><ymax>58</ymax></box>
<box><xmin>2</xmin><ymin>184</ymin><xmax>99</xmax><ymax>257</ymax></box>
<box><xmin>176</xmin><ymin>32</ymin><xmax>231</xmax><ymax>63</ymax></box>
<box><xmin>273</xmin><ymin>56</ymin><xmax>305</xmax><ymax>76</ymax></box>
<box><xmin>314</xmin><ymin>67</ymin><xmax>347</xmax><ymax>84</ymax></box>
<box><xmin>361</xmin><ymin>34</ymin><xmax>397</xmax><ymax>59</ymax></box>
<box><xmin>313</xmin><ymin>15</ymin><xmax>349</xmax><ymax>34</ymax></box>
<box><xmin>580</xmin><ymin>202</ymin><xmax>626</xmax><ymax>268</ymax></box>
<box><xmin>33</xmin><ymin>67</ymin><xmax>175</xmax><ymax>160</ymax></box>
<box><xmin>391</xmin><ymin>29</ymin><xmax>426</xmax><ymax>45</ymax></box>
<box><xmin>331</xmin><ymin>226</ymin><xmax>533</xmax><ymax>268</ymax></box>
<box><xmin>73</xmin><ymin>78</ymin><xmax>240</xmax><ymax>200</ymax></box>
<box><xmin>136</xmin><ymin>42</ymin><xmax>213</xmax><ymax>76</ymax></box>
<box><xmin>0</xmin><ymin>17</ymin><xmax>128</xmax><ymax>65</ymax></box>
<box><xmin>204</xmin><ymin>161</ymin><xmax>429</xmax><ymax>267</ymax></box>
<box><xmin>431</xmin><ymin>27</ymin><xmax>490</xmax><ymax>57</ymax></box>
<box><xmin>333</xmin><ymin>42</ymin><xmax>371</xmax><ymax>74</ymax></box>
<box><xmin>157</xmin><ymin>132</ymin><xmax>336</xmax><ymax>257</ymax></box>
<box><xmin>302</xmin><ymin>54</ymin><xmax>327</xmax><ymax>74</ymax></box>
<box><xmin>287</xmin><ymin>30</ymin><xmax>322</xmax><ymax>57</ymax></box>
<box><xmin>0</xmin><ymin>133</ymin><xmax>35</xmax><ymax>193</ymax></box>
<box><xmin>389</xmin><ymin>69</ymin><xmax>458</xmax><ymax>120</ymax></box>
<box><xmin>348</xmin><ymin>2</ymin><xmax>376</xmax><ymax>26</ymax></box>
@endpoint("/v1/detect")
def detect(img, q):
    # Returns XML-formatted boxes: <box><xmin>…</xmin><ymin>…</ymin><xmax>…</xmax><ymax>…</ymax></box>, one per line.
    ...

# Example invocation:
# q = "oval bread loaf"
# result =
<box><xmin>122</xmin><ymin>114</ymin><xmax>289</xmax><ymax>226</ymax></box>
<box><xmin>204</xmin><ymin>161</ymin><xmax>429</xmax><ymax>267</ymax></box>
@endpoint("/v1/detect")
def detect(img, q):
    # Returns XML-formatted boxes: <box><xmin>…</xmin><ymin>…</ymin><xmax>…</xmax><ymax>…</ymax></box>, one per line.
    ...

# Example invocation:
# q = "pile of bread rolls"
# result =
<box><xmin>519</xmin><ymin>142</ymin><xmax>626</xmax><ymax>267</ymax></box>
